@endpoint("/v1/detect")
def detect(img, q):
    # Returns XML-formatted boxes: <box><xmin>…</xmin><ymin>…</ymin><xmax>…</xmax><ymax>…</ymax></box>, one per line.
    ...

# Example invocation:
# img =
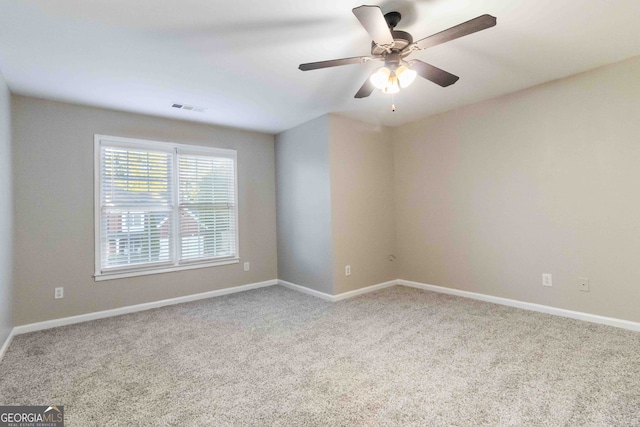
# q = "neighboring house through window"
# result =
<box><xmin>94</xmin><ymin>134</ymin><xmax>239</xmax><ymax>280</ymax></box>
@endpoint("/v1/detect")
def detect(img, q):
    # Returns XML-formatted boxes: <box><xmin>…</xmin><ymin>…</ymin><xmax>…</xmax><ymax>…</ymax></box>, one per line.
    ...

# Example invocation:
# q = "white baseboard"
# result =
<box><xmin>278</xmin><ymin>279</ymin><xmax>398</xmax><ymax>302</ymax></box>
<box><xmin>398</xmin><ymin>279</ymin><xmax>640</xmax><ymax>332</ymax></box>
<box><xmin>0</xmin><ymin>329</ymin><xmax>15</xmax><ymax>364</ymax></box>
<box><xmin>333</xmin><ymin>280</ymin><xmax>398</xmax><ymax>301</ymax></box>
<box><xmin>278</xmin><ymin>280</ymin><xmax>334</xmax><ymax>301</ymax></box>
<box><xmin>13</xmin><ymin>279</ymin><xmax>278</xmax><ymax>336</ymax></box>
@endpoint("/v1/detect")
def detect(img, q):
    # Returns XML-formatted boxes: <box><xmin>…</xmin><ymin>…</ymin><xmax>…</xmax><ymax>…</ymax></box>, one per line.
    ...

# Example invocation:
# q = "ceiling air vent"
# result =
<box><xmin>171</xmin><ymin>103</ymin><xmax>206</xmax><ymax>113</ymax></box>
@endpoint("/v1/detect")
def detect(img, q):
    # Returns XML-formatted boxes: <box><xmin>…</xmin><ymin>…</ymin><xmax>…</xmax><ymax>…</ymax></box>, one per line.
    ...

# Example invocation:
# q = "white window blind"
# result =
<box><xmin>95</xmin><ymin>135</ymin><xmax>239</xmax><ymax>279</ymax></box>
<box><xmin>179</xmin><ymin>154</ymin><xmax>236</xmax><ymax>261</ymax></box>
<box><xmin>100</xmin><ymin>146</ymin><xmax>174</xmax><ymax>269</ymax></box>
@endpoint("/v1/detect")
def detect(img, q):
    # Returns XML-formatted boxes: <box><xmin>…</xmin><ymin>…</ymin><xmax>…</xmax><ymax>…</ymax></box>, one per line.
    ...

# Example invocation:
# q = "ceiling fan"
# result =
<box><xmin>299</xmin><ymin>5</ymin><xmax>497</xmax><ymax>98</ymax></box>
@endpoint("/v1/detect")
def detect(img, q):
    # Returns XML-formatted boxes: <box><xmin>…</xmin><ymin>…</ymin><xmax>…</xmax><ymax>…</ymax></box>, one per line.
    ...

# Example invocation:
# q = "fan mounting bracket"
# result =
<box><xmin>384</xmin><ymin>11</ymin><xmax>402</xmax><ymax>29</ymax></box>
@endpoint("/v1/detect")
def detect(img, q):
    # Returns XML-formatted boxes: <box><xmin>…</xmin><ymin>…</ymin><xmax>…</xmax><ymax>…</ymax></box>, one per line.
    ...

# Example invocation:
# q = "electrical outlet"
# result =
<box><xmin>54</xmin><ymin>287</ymin><xmax>64</xmax><ymax>299</ymax></box>
<box><xmin>243</xmin><ymin>261</ymin><xmax>250</xmax><ymax>272</ymax></box>
<box><xmin>345</xmin><ymin>265</ymin><xmax>351</xmax><ymax>276</ymax></box>
<box><xmin>577</xmin><ymin>277</ymin><xmax>589</xmax><ymax>292</ymax></box>
<box><xmin>542</xmin><ymin>273</ymin><xmax>552</xmax><ymax>287</ymax></box>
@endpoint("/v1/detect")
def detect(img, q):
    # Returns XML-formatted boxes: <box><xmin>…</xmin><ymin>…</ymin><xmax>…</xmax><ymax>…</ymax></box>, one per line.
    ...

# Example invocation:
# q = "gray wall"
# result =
<box><xmin>276</xmin><ymin>114</ymin><xmax>397</xmax><ymax>295</ymax></box>
<box><xmin>0</xmin><ymin>72</ymin><xmax>13</xmax><ymax>343</ymax></box>
<box><xmin>394</xmin><ymin>56</ymin><xmax>640</xmax><ymax>323</ymax></box>
<box><xmin>12</xmin><ymin>96</ymin><xmax>277</xmax><ymax>325</ymax></box>
<box><xmin>275</xmin><ymin>115</ymin><xmax>333</xmax><ymax>293</ymax></box>
<box><xmin>329</xmin><ymin>115</ymin><xmax>397</xmax><ymax>294</ymax></box>
<box><xmin>10</xmin><ymin>55</ymin><xmax>640</xmax><ymax>326</ymax></box>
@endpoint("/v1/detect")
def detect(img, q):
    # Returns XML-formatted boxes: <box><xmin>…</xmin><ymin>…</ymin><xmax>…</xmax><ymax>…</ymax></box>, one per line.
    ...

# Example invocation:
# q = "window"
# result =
<box><xmin>94</xmin><ymin>135</ymin><xmax>239</xmax><ymax>280</ymax></box>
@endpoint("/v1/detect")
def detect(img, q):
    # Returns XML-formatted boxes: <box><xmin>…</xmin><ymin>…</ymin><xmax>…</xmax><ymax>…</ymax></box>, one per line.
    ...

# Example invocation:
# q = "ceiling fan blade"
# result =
<box><xmin>414</xmin><ymin>14</ymin><xmax>496</xmax><ymax>50</ymax></box>
<box><xmin>352</xmin><ymin>5</ymin><xmax>395</xmax><ymax>47</ymax></box>
<box><xmin>410</xmin><ymin>60</ymin><xmax>459</xmax><ymax>87</ymax></box>
<box><xmin>299</xmin><ymin>56</ymin><xmax>372</xmax><ymax>71</ymax></box>
<box><xmin>354</xmin><ymin>76</ymin><xmax>375</xmax><ymax>98</ymax></box>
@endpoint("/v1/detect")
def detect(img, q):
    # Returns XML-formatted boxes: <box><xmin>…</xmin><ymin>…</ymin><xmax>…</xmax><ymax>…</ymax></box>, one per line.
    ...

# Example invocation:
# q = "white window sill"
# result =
<box><xmin>94</xmin><ymin>258</ymin><xmax>240</xmax><ymax>281</ymax></box>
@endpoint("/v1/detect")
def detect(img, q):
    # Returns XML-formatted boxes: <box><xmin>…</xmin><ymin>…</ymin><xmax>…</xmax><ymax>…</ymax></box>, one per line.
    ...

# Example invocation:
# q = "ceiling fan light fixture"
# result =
<box><xmin>370</xmin><ymin>67</ymin><xmax>391</xmax><ymax>89</ymax></box>
<box><xmin>382</xmin><ymin>75</ymin><xmax>400</xmax><ymax>94</ymax></box>
<box><xmin>396</xmin><ymin>65</ymin><xmax>417</xmax><ymax>88</ymax></box>
<box><xmin>371</xmin><ymin>65</ymin><xmax>414</xmax><ymax>94</ymax></box>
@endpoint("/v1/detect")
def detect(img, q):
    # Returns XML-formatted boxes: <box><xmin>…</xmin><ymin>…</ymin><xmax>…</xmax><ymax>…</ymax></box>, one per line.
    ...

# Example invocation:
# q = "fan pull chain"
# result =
<box><xmin>391</xmin><ymin>93</ymin><xmax>396</xmax><ymax>112</ymax></box>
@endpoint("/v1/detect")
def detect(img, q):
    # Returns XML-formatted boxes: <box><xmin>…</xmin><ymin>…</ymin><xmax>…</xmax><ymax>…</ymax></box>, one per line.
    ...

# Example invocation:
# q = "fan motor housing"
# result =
<box><xmin>371</xmin><ymin>30</ymin><xmax>414</xmax><ymax>56</ymax></box>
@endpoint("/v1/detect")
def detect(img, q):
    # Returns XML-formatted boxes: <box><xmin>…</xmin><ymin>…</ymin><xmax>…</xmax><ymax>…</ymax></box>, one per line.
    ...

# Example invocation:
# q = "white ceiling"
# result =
<box><xmin>0</xmin><ymin>0</ymin><xmax>639</xmax><ymax>134</ymax></box>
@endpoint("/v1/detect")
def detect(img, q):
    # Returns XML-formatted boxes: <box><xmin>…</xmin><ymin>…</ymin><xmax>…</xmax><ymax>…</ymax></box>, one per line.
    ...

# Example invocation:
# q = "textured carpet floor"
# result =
<box><xmin>1</xmin><ymin>285</ymin><xmax>640</xmax><ymax>426</ymax></box>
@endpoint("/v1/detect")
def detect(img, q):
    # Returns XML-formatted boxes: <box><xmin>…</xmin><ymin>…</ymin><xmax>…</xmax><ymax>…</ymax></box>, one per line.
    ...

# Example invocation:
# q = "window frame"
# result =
<box><xmin>94</xmin><ymin>134</ymin><xmax>240</xmax><ymax>281</ymax></box>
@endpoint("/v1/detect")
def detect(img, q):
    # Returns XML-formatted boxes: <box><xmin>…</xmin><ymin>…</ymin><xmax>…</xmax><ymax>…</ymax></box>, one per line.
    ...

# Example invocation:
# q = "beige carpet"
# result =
<box><xmin>1</xmin><ymin>285</ymin><xmax>639</xmax><ymax>426</ymax></box>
